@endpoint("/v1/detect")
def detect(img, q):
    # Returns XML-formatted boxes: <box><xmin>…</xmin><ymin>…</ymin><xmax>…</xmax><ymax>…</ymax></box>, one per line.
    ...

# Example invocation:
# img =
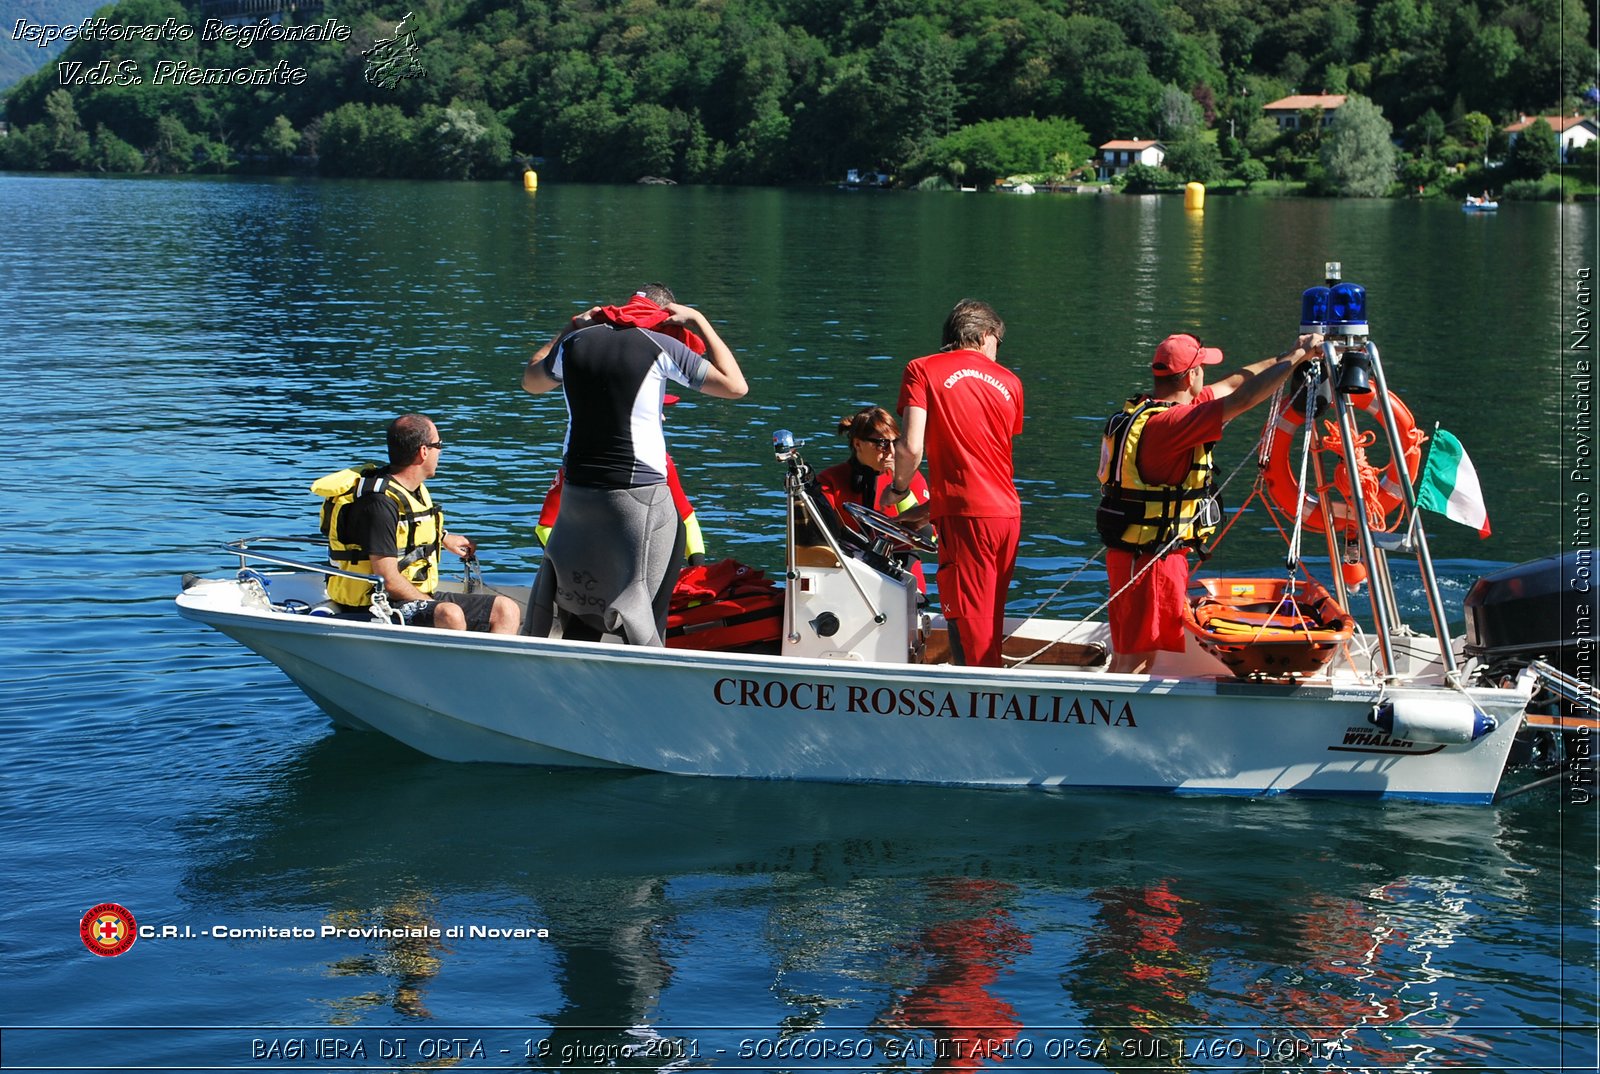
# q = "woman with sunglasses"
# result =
<box><xmin>813</xmin><ymin>406</ymin><xmax>933</xmax><ymax>590</ymax></box>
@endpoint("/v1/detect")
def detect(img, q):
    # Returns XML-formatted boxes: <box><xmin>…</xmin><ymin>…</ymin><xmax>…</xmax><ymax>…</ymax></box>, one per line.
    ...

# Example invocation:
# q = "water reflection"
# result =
<box><xmin>879</xmin><ymin>879</ymin><xmax>1030</xmax><ymax>1072</ymax></box>
<box><xmin>1066</xmin><ymin>878</ymin><xmax>1207</xmax><ymax>1066</ymax></box>
<box><xmin>323</xmin><ymin>893</ymin><xmax>446</xmax><ymax>1022</ymax></box>
<box><xmin>171</xmin><ymin>732</ymin><xmax>1583</xmax><ymax>1068</ymax></box>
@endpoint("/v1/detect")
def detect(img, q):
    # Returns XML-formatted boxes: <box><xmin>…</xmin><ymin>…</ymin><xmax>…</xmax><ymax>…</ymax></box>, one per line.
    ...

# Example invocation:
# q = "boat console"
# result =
<box><xmin>773</xmin><ymin>430</ymin><xmax>923</xmax><ymax>663</ymax></box>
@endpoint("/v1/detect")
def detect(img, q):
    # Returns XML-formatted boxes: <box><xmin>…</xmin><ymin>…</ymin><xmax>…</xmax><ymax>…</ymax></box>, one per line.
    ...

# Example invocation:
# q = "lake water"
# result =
<box><xmin>2</xmin><ymin>173</ymin><xmax>1596</xmax><ymax>1071</ymax></box>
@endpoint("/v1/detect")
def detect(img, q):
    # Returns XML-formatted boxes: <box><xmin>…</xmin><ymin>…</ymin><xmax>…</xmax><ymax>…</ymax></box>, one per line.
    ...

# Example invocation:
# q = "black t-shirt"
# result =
<box><xmin>542</xmin><ymin>324</ymin><xmax>707</xmax><ymax>489</ymax></box>
<box><xmin>340</xmin><ymin>488</ymin><xmax>402</xmax><ymax>559</ymax></box>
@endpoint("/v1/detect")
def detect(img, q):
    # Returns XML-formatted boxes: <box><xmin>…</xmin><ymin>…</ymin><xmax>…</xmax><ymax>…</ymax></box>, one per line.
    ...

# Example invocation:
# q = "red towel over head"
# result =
<box><xmin>592</xmin><ymin>294</ymin><xmax>706</xmax><ymax>354</ymax></box>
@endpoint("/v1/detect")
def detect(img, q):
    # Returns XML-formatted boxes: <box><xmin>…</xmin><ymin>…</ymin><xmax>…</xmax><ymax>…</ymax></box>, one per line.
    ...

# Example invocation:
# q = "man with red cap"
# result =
<box><xmin>1098</xmin><ymin>330</ymin><xmax>1322</xmax><ymax>674</ymax></box>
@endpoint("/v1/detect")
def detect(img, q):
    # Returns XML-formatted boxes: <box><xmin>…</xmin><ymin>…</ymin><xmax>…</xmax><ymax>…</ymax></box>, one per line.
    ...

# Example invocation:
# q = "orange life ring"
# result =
<box><xmin>1262</xmin><ymin>390</ymin><xmax>1426</xmax><ymax>534</ymax></box>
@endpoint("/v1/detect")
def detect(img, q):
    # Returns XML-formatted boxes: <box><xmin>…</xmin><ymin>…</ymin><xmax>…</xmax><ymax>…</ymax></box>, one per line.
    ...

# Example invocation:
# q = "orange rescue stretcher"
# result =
<box><xmin>1184</xmin><ymin>576</ymin><xmax>1356</xmax><ymax>680</ymax></box>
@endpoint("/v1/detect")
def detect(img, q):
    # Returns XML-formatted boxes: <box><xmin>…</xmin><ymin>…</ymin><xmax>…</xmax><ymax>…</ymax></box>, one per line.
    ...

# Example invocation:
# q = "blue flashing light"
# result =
<box><xmin>1300</xmin><ymin>286</ymin><xmax>1330</xmax><ymax>327</ymax></box>
<box><xmin>1328</xmin><ymin>282</ymin><xmax>1367</xmax><ymax>328</ymax></box>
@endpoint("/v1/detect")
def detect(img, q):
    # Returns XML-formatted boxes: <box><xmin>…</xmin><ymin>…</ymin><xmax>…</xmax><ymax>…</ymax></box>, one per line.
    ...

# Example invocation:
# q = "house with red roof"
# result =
<box><xmin>1263</xmin><ymin>94</ymin><xmax>1348</xmax><ymax>131</ymax></box>
<box><xmin>1504</xmin><ymin>113</ymin><xmax>1597</xmax><ymax>162</ymax></box>
<box><xmin>1098</xmin><ymin>139</ymin><xmax>1165</xmax><ymax>180</ymax></box>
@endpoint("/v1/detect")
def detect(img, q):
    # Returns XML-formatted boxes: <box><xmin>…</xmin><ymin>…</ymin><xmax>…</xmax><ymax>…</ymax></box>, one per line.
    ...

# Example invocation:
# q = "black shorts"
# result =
<box><xmin>398</xmin><ymin>591</ymin><xmax>499</xmax><ymax>631</ymax></box>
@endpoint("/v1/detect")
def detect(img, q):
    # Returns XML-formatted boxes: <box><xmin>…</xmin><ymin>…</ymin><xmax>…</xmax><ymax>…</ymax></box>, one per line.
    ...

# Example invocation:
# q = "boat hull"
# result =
<box><xmin>178</xmin><ymin>578</ymin><xmax>1530</xmax><ymax>803</ymax></box>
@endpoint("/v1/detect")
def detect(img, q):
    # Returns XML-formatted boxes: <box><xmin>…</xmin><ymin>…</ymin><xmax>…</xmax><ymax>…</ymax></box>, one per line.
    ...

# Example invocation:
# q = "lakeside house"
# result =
<box><xmin>1503</xmin><ymin>113</ymin><xmax>1598</xmax><ymax>162</ymax></box>
<box><xmin>1263</xmin><ymin>94</ymin><xmax>1348</xmax><ymax>130</ymax></box>
<box><xmin>1098</xmin><ymin>139</ymin><xmax>1165</xmax><ymax>180</ymax></box>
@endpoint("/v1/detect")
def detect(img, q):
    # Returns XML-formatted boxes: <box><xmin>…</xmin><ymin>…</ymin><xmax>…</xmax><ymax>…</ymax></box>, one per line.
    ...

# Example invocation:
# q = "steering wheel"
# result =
<box><xmin>842</xmin><ymin>502</ymin><xmax>939</xmax><ymax>557</ymax></box>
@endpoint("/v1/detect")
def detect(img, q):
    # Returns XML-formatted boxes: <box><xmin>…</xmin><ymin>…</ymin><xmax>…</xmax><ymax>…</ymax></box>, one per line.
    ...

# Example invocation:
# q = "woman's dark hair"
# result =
<box><xmin>837</xmin><ymin>405</ymin><xmax>899</xmax><ymax>441</ymax></box>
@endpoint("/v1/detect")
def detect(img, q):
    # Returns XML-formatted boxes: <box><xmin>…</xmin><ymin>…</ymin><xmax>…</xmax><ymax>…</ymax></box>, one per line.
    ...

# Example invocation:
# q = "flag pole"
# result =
<box><xmin>1368</xmin><ymin>345</ymin><xmax>1460</xmax><ymax>678</ymax></box>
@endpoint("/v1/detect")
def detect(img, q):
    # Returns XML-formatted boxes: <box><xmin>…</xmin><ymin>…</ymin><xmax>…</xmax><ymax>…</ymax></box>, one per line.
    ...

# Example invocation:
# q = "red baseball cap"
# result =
<box><xmin>1152</xmin><ymin>333</ymin><xmax>1224</xmax><ymax>374</ymax></box>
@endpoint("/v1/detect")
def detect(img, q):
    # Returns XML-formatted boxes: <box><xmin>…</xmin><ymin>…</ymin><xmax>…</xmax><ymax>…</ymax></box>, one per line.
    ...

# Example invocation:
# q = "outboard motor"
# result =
<box><xmin>1463</xmin><ymin>550</ymin><xmax>1597</xmax><ymax>682</ymax></box>
<box><xmin>1465</xmin><ymin>549</ymin><xmax>1599</xmax><ymax>769</ymax></box>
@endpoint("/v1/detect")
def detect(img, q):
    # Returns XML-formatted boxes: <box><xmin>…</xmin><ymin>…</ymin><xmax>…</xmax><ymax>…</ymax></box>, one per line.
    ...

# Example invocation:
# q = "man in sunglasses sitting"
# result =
<box><xmin>315</xmin><ymin>413</ymin><xmax>521</xmax><ymax>632</ymax></box>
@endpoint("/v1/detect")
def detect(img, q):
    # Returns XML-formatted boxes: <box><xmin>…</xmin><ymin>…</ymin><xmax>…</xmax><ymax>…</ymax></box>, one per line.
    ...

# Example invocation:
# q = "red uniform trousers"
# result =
<box><xmin>934</xmin><ymin>514</ymin><xmax>1021</xmax><ymax>668</ymax></box>
<box><xmin>1105</xmin><ymin>547</ymin><xmax>1192</xmax><ymax>654</ymax></box>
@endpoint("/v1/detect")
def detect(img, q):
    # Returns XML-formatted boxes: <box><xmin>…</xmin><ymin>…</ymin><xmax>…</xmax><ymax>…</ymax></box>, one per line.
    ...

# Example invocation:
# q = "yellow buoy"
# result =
<box><xmin>1184</xmin><ymin>181</ymin><xmax>1205</xmax><ymax>211</ymax></box>
<box><xmin>523</xmin><ymin>169</ymin><xmax>538</xmax><ymax>192</ymax></box>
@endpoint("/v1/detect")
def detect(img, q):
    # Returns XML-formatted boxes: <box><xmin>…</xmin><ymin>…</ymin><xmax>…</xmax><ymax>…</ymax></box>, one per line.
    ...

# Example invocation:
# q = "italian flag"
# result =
<box><xmin>1417</xmin><ymin>428</ymin><xmax>1491</xmax><ymax>537</ymax></box>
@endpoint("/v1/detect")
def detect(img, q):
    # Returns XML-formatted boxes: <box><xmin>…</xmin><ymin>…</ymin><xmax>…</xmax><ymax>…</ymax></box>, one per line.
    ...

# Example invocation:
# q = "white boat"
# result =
<box><xmin>1462</xmin><ymin>197</ymin><xmax>1499</xmax><ymax>212</ymax></box>
<box><xmin>178</xmin><ymin>269</ymin><xmax>1587</xmax><ymax>804</ymax></box>
<box><xmin>177</xmin><ymin>554</ymin><xmax>1533</xmax><ymax>801</ymax></box>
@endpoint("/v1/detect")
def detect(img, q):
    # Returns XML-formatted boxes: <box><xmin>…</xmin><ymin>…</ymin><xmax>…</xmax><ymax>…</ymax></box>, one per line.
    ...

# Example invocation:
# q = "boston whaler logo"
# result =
<box><xmin>1328</xmin><ymin>725</ymin><xmax>1444</xmax><ymax>756</ymax></box>
<box><xmin>712</xmin><ymin>677</ymin><xmax>1135</xmax><ymax>726</ymax></box>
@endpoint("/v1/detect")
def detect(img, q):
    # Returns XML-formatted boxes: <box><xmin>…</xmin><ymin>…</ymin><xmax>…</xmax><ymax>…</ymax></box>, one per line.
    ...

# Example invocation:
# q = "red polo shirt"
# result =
<box><xmin>898</xmin><ymin>349</ymin><xmax>1024</xmax><ymax>517</ymax></box>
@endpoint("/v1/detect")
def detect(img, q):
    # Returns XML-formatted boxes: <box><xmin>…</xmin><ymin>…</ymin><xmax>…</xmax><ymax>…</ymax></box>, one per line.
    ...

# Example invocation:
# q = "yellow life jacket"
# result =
<box><xmin>312</xmin><ymin>465</ymin><xmax>444</xmax><ymax>606</ymax></box>
<box><xmin>1095</xmin><ymin>396</ymin><xmax>1217</xmax><ymax>554</ymax></box>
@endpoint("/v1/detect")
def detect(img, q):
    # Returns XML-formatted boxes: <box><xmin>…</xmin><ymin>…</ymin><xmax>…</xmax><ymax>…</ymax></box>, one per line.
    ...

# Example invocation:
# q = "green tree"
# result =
<box><xmin>1573</xmin><ymin>139</ymin><xmax>1599</xmax><ymax>178</ymax></box>
<box><xmin>1457</xmin><ymin>111</ymin><xmax>1494</xmax><ymax>151</ymax></box>
<box><xmin>1119</xmin><ymin>161</ymin><xmax>1174</xmax><ymax>192</ymax></box>
<box><xmin>1162</xmin><ymin>135</ymin><xmax>1223</xmax><ymax>183</ymax></box>
<box><xmin>615</xmin><ymin>103</ymin><xmax>680</xmax><ymax>180</ymax></box>
<box><xmin>1510</xmin><ymin>0</ymin><xmax>1594</xmax><ymax>110</ymax></box>
<box><xmin>1232</xmin><ymin>157</ymin><xmax>1269</xmax><ymax>187</ymax></box>
<box><xmin>1506</xmin><ymin>117</ymin><xmax>1558</xmax><ymax>180</ymax></box>
<box><xmin>864</xmin><ymin>19</ymin><xmax>961</xmax><ymax>172</ymax></box>
<box><xmin>143</xmin><ymin>114</ymin><xmax>197</xmax><ymax>174</ymax></box>
<box><xmin>1292</xmin><ymin>107</ymin><xmax>1325</xmax><ymax>156</ymax></box>
<box><xmin>1056</xmin><ymin>15</ymin><xmax>1162</xmax><ymax>140</ymax></box>
<box><xmin>1319</xmin><ymin>94</ymin><xmax>1396</xmax><ymax>196</ymax></box>
<box><xmin>41</xmin><ymin>89</ymin><xmax>91</xmax><ymax>171</ymax></box>
<box><xmin>1400</xmin><ymin>154</ymin><xmax>1442</xmax><ymax>188</ymax></box>
<box><xmin>1408</xmin><ymin>109</ymin><xmax>1445</xmax><ymax>154</ymax></box>
<box><xmin>317</xmin><ymin>103</ymin><xmax>417</xmax><ymax>178</ymax></box>
<box><xmin>1462</xmin><ymin>24</ymin><xmax>1520</xmax><ymax>106</ymax></box>
<box><xmin>1158</xmin><ymin>82</ymin><xmax>1201</xmax><ymax>139</ymax></box>
<box><xmin>419</xmin><ymin>103</ymin><xmax>511</xmax><ymax>179</ymax></box>
<box><xmin>926</xmin><ymin>116</ymin><xmax>1092</xmax><ymax>187</ymax></box>
<box><xmin>261</xmin><ymin>116</ymin><xmax>301</xmax><ymax>163</ymax></box>
<box><xmin>1371</xmin><ymin>0</ymin><xmax>1435</xmax><ymax>47</ymax></box>
<box><xmin>0</xmin><ymin>125</ymin><xmax>50</xmax><ymax>170</ymax></box>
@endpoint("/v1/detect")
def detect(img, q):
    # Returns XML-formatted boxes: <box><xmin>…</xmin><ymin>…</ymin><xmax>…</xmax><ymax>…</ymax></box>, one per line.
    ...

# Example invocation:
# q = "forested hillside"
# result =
<box><xmin>1</xmin><ymin>0</ymin><xmax>1593</xmax><ymax>184</ymax></box>
<box><xmin>0</xmin><ymin>0</ymin><xmax>104</xmax><ymax>91</ymax></box>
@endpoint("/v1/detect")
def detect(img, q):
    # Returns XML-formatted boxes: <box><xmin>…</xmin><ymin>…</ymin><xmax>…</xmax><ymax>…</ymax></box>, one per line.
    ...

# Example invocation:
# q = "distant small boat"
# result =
<box><xmin>1462</xmin><ymin>197</ymin><xmax>1499</xmax><ymax>212</ymax></box>
<box><xmin>839</xmin><ymin>168</ymin><xmax>890</xmax><ymax>190</ymax></box>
